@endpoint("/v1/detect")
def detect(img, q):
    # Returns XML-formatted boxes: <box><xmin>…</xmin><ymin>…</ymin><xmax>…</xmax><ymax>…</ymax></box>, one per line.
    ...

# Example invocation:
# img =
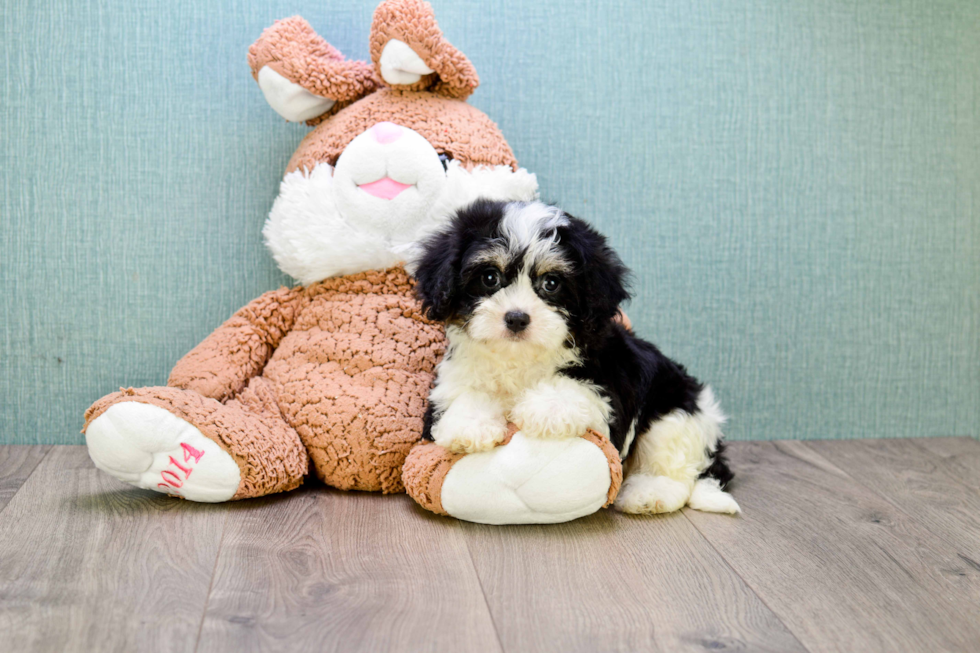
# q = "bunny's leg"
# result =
<box><xmin>84</xmin><ymin>378</ymin><xmax>308</xmax><ymax>502</ymax></box>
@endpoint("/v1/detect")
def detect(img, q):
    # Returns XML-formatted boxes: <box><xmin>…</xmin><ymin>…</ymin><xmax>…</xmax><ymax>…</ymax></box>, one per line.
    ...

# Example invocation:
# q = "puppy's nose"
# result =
<box><xmin>371</xmin><ymin>121</ymin><xmax>403</xmax><ymax>144</ymax></box>
<box><xmin>504</xmin><ymin>311</ymin><xmax>531</xmax><ymax>333</ymax></box>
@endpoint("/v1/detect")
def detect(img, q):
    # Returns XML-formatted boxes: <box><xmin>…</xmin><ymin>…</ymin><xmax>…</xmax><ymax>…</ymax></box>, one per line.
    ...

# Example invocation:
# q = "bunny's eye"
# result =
<box><xmin>438</xmin><ymin>152</ymin><xmax>453</xmax><ymax>171</ymax></box>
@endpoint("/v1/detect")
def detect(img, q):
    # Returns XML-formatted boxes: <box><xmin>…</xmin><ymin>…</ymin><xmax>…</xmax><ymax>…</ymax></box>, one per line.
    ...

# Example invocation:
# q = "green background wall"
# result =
<box><xmin>2</xmin><ymin>0</ymin><xmax>977</xmax><ymax>444</ymax></box>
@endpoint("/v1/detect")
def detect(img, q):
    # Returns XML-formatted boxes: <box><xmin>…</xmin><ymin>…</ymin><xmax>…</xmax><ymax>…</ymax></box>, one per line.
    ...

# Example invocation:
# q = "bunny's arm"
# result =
<box><xmin>168</xmin><ymin>286</ymin><xmax>308</xmax><ymax>402</ymax></box>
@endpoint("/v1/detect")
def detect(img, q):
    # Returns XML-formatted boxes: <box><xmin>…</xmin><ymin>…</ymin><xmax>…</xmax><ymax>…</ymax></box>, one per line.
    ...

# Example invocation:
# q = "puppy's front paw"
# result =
<box><xmin>433</xmin><ymin>414</ymin><xmax>508</xmax><ymax>454</ymax></box>
<box><xmin>511</xmin><ymin>379</ymin><xmax>610</xmax><ymax>441</ymax></box>
<box><xmin>511</xmin><ymin>399</ymin><xmax>584</xmax><ymax>441</ymax></box>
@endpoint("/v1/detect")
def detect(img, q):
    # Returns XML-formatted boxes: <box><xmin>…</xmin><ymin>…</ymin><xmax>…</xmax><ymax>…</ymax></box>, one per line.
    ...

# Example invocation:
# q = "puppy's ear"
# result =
<box><xmin>413</xmin><ymin>227</ymin><xmax>462</xmax><ymax>322</ymax></box>
<box><xmin>559</xmin><ymin>215</ymin><xmax>632</xmax><ymax>330</ymax></box>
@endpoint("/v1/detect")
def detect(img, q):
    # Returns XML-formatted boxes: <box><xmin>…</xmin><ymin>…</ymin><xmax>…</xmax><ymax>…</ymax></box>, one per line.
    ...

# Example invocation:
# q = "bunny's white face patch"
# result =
<box><xmin>263</xmin><ymin>122</ymin><xmax>539</xmax><ymax>285</ymax></box>
<box><xmin>333</xmin><ymin>123</ymin><xmax>451</xmax><ymax>247</ymax></box>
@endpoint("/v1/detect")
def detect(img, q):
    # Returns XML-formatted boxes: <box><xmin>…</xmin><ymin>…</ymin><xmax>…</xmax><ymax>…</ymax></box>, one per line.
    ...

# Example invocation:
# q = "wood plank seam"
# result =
<box><xmin>193</xmin><ymin>510</ymin><xmax>232</xmax><ymax>653</ymax></box>
<box><xmin>784</xmin><ymin>440</ymin><xmax>980</xmax><ymax>634</ymax></box>
<box><xmin>0</xmin><ymin>446</ymin><xmax>230</xmax><ymax>651</ymax></box>
<box><xmin>680</xmin><ymin>509</ymin><xmax>813</xmax><ymax>653</ymax></box>
<box><xmin>0</xmin><ymin>446</ymin><xmax>53</xmax><ymax>519</ymax></box>
<box><xmin>803</xmin><ymin>438</ymin><xmax>980</xmax><ymax>597</ymax></box>
<box><xmin>683</xmin><ymin>440</ymin><xmax>980</xmax><ymax>651</ymax></box>
<box><xmin>194</xmin><ymin>490</ymin><xmax>503</xmax><ymax>652</ymax></box>
<box><xmin>461</xmin><ymin>531</ymin><xmax>507</xmax><ymax>653</ymax></box>
<box><xmin>907</xmin><ymin>438</ymin><xmax>980</xmax><ymax>494</ymax></box>
<box><xmin>460</xmin><ymin>511</ymin><xmax>809</xmax><ymax>652</ymax></box>
<box><xmin>800</xmin><ymin>439</ymin><xmax>980</xmax><ymax>533</ymax></box>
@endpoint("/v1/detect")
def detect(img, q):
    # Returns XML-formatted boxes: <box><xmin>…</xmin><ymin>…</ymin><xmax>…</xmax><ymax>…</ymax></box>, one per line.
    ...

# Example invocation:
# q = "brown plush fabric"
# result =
<box><xmin>369</xmin><ymin>0</ymin><xmax>479</xmax><ymax>100</ymax></box>
<box><xmin>260</xmin><ymin>267</ymin><xmax>445</xmax><ymax>493</ymax></box>
<box><xmin>247</xmin><ymin>16</ymin><xmax>379</xmax><ymax>124</ymax></box>
<box><xmin>83</xmin><ymin>380</ymin><xmax>309</xmax><ymax>500</ymax></box>
<box><xmin>401</xmin><ymin>442</ymin><xmax>463</xmax><ymax>515</ymax></box>
<box><xmin>581</xmin><ymin>430</ymin><xmax>624</xmax><ymax>508</ymax></box>
<box><xmin>286</xmin><ymin>88</ymin><xmax>517</xmax><ymax>174</ymax></box>
<box><xmin>168</xmin><ymin>285</ymin><xmax>308</xmax><ymax>402</ymax></box>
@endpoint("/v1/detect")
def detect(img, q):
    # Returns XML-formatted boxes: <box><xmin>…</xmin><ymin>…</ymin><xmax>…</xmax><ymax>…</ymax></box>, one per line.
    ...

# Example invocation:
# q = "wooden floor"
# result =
<box><xmin>1</xmin><ymin>439</ymin><xmax>979</xmax><ymax>652</ymax></box>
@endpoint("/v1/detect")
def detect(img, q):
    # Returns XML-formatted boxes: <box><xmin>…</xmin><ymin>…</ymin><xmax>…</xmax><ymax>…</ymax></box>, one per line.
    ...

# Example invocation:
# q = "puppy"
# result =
<box><xmin>412</xmin><ymin>199</ymin><xmax>739</xmax><ymax>515</ymax></box>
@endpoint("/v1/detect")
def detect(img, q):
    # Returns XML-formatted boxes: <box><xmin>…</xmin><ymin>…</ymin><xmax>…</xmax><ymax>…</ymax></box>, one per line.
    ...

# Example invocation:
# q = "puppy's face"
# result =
<box><xmin>414</xmin><ymin>200</ymin><xmax>630</xmax><ymax>351</ymax></box>
<box><xmin>455</xmin><ymin>212</ymin><xmax>572</xmax><ymax>350</ymax></box>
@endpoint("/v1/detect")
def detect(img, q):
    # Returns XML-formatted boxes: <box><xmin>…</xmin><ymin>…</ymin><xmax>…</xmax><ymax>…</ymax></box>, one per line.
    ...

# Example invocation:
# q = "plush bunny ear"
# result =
<box><xmin>249</xmin><ymin>16</ymin><xmax>379</xmax><ymax>124</ymax></box>
<box><xmin>369</xmin><ymin>0</ymin><xmax>479</xmax><ymax>100</ymax></box>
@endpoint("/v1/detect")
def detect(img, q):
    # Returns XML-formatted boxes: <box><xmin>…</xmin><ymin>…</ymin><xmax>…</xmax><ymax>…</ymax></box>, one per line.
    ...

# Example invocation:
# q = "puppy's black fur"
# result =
<box><xmin>414</xmin><ymin>199</ymin><xmax>732</xmax><ymax>488</ymax></box>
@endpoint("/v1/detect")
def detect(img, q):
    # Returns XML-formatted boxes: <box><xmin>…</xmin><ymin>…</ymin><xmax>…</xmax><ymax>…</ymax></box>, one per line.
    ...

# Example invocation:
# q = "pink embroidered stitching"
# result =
<box><xmin>157</xmin><ymin>443</ymin><xmax>207</xmax><ymax>494</ymax></box>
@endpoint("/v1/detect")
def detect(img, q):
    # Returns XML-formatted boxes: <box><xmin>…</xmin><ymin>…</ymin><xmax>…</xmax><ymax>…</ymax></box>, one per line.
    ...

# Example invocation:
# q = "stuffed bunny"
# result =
<box><xmin>83</xmin><ymin>0</ymin><xmax>621</xmax><ymax>524</ymax></box>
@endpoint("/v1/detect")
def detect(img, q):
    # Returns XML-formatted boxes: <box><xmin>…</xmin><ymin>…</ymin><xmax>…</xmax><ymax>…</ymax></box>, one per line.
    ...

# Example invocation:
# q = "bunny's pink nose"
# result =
<box><xmin>371</xmin><ymin>122</ymin><xmax>403</xmax><ymax>144</ymax></box>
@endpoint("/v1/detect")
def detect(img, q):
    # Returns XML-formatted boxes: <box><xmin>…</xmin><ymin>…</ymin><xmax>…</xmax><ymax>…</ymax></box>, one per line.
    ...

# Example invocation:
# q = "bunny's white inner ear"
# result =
<box><xmin>379</xmin><ymin>39</ymin><xmax>434</xmax><ymax>85</ymax></box>
<box><xmin>257</xmin><ymin>66</ymin><xmax>336</xmax><ymax>122</ymax></box>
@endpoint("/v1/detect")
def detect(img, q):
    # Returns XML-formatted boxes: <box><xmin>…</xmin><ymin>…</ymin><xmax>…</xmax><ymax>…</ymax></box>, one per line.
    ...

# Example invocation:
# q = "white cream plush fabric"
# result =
<box><xmin>440</xmin><ymin>432</ymin><xmax>613</xmax><ymax>525</ymax></box>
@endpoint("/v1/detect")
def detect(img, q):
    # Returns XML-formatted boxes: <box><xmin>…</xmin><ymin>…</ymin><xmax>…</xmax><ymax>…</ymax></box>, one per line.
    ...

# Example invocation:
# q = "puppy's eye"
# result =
<box><xmin>438</xmin><ymin>152</ymin><xmax>453</xmax><ymax>172</ymax></box>
<box><xmin>480</xmin><ymin>268</ymin><xmax>501</xmax><ymax>290</ymax></box>
<box><xmin>541</xmin><ymin>274</ymin><xmax>561</xmax><ymax>294</ymax></box>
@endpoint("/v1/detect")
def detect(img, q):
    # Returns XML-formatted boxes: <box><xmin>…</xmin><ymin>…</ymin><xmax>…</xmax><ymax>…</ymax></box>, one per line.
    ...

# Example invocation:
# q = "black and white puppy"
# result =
<box><xmin>413</xmin><ymin>199</ymin><xmax>739</xmax><ymax>515</ymax></box>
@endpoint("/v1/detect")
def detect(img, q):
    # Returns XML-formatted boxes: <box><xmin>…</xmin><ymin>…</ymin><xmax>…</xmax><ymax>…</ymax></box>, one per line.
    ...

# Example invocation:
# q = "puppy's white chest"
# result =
<box><xmin>443</xmin><ymin>346</ymin><xmax>565</xmax><ymax>406</ymax></box>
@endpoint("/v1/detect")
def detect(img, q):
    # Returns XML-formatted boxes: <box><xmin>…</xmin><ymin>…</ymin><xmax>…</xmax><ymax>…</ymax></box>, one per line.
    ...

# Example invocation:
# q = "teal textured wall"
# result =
<box><xmin>1</xmin><ymin>0</ymin><xmax>977</xmax><ymax>444</ymax></box>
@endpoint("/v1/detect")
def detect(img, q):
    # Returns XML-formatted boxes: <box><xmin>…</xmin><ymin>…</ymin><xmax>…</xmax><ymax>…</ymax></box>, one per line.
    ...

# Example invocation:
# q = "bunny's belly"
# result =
<box><xmin>262</xmin><ymin>267</ymin><xmax>445</xmax><ymax>492</ymax></box>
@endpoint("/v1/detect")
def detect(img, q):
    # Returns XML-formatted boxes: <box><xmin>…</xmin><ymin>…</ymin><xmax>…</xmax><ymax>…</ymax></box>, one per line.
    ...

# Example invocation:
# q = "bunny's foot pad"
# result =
<box><xmin>83</xmin><ymin>385</ymin><xmax>309</xmax><ymax>502</ymax></box>
<box><xmin>403</xmin><ymin>429</ymin><xmax>622</xmax><ymax>525</ymax></box>
<box><xmin>85</xmin><ymin>401</ymin><xmax>241</xmax><ymax>502</ymax></box>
